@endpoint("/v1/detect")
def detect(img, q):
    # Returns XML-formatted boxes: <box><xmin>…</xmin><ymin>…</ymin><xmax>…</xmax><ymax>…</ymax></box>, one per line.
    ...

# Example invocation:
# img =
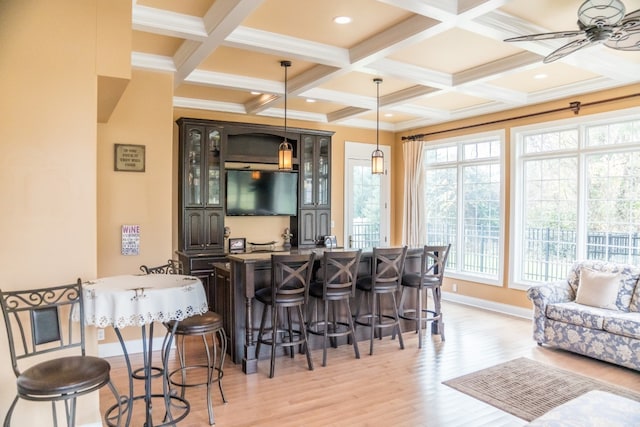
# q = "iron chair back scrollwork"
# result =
<box><xmin>0</xmin><ymin>280</ymin><xmax>122</xmax><ymax>427</ymax></box>
<box><xmin>139</xmin><ymin>259</ymin><xmax>183</xmax><ymax>275</ymax></box>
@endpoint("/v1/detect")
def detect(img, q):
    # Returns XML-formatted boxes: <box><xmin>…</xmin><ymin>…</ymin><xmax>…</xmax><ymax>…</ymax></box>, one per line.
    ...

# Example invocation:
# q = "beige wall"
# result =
<box><xmin>97</xmin><ymin>70</ymin><xmax>174</xmax><ymax>277</ymax></box>
<box><xmin>0</xmin><ymin>0</ymin><xmax>102</xmax><ymax>424</ymax></box>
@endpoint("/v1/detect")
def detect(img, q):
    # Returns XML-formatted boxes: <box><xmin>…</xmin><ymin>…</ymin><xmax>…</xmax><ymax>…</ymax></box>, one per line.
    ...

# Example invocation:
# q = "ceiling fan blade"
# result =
<box><xmin>505</xmin><ymin>30</ymin><xmax>584</xmax><ymax>42</ymax></box>
<box><xmin>619</xmin><ymin>8</ymin><xmax>640</xmax><ymax>29</ymax></box>
<box><xmin>543</xmin><ymin>38</ymin><xmax>592</xmax><ymax>63</ymax></box>
<box><xmin>606</xmin><ymin>28</ymin><xmax>640</xmax><ymax>50</ymax></box>
<box><xmin>606</xmin><ymin>9</ymin><xmax>640</xmax><ymax>50</ymax></box>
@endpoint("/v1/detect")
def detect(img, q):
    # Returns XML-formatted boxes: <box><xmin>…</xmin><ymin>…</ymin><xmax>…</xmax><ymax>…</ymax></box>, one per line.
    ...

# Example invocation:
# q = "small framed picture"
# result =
<box><xmin>114</xmin><ymin>144</ymin><xmax>145</xmax><ymax>172</ymax></box>
<box><xmin>229</xmin><ymin>238</ymin><xmax>246</xmax><ymax>253</ymax></box>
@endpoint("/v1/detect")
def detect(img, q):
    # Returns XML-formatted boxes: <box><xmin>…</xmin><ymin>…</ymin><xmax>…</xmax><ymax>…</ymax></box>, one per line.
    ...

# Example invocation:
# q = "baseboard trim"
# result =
<box><xmin>98</xmin><ymin>336</ymin><xmax>171</xmax><ymax>358</ymax></box>
<box><xmin>442</xmin><ymin>292</ymin><xmax>533</xmax><ymax>319</ymax></box>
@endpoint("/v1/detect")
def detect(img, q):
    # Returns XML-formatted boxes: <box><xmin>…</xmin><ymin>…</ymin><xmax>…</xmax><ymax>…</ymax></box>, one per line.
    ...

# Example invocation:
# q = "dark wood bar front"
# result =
<box><xmin>224</xmin><ymin>248</ymin><xmax>422</xmax><ymax>374</ymax></box>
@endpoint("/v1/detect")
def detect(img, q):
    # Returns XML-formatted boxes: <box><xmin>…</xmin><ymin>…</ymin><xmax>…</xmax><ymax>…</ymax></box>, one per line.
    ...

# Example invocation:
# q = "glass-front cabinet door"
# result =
<box><xmin>206</xmin><ymin>127</ymin><xmax>222</xmax><ymax>207</ymax></box>
<box><xmin>301</xmin><ymin>135</ymin><xmax>315</xmax><ymax>207</ymax></box>
<box><xmin>300</xmin><ymin>134</ymin><xmax>331</xmax><ymax>208</ymax></box>
<box><xmin>316</xmin><ymin>135</ymin><xmax>330</xmax><ymax>208</ymax></box>
<box><xmin>186</xmin><ymin>126</ymin><xmax>203</xmax><ymax>206</ymax></box>
<box><xmin>185</xmin><ymin>125</ymin><xmax>223</xmax><ymax>208</ymax></box>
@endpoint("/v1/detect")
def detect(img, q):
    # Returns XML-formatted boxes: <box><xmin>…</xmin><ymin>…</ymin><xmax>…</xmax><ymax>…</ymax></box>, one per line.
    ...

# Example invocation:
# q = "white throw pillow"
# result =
<box><xmin>575</xmin><ymin>267</ymin><xmax>620</xmax><ymax>310</ymax></box>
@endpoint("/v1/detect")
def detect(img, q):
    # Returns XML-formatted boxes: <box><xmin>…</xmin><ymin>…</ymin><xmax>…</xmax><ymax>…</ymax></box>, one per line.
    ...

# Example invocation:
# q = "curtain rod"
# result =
<box><xmin>401</xmin><ymin>92</ymin><xmax>640</xmax><ymax>141</ymax></box>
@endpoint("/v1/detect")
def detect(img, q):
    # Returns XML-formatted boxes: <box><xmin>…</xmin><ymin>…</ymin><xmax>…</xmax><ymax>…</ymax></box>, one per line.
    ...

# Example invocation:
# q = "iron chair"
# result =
<box><xmin>307</xmin><ymin>249</ymin><xmax>362</xmax><ymax>366</ymax></box>
<box><xmin>141</xmin><ymin>260</ymin><xmax>227</xmax><ymax>426</ymax></box>
<box><xmin>354</xmin><ymin>246</ymin><xmax>408</xmax><ymax>355</ymax></box>
<box><xmin>255</xmin><ymin>253</ymin><xmax>316</xmax><ymax>378</ymax></box>
<box><xmin>398</xmin><ymin>244</ymin><xmax>451</xmax><ymax>348</ymax></box>
<box><xmin>139</xmin><ymin>259</ymin><xmax>183</xmax><ymax>275</ymax></box>
<box><xmin>0</xmin><ymin>280</ymin><xmax>122</xmax><ymax>427</ymax></box>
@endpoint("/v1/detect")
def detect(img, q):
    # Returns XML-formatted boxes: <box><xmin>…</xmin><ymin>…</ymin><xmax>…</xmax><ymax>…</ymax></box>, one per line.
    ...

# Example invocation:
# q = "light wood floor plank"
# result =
<box><xmin>101</xmin><ymin>302</ymin><xmax>640</xmax><ymax>426</ymax></box>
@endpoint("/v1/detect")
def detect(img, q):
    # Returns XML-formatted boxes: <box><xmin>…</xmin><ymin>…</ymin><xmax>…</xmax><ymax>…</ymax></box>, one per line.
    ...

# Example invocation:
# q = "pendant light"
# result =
<box><xmin>278</xmin><ymin>60</ymin><xmax>293</xmax><ymax>170</ymax></box>
<box><xmin>371</xmin><ymin>77</ymin><xmax>384</xmax><ymax>174</ymax></box>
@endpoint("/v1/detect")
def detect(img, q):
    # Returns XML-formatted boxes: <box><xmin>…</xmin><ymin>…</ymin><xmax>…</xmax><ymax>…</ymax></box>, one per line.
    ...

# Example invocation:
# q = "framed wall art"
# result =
<box><xmin>114</xmin><ymin>144</ymin><xmax>146</xmax><ymax>172</ymax></box>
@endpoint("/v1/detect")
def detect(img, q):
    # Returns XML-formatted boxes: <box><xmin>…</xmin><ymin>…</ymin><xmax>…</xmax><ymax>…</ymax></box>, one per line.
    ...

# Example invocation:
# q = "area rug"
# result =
<box><xmin>443</xmin><ymin>357</ymin><xmax>640</xmax><ymax>421</ymax></box>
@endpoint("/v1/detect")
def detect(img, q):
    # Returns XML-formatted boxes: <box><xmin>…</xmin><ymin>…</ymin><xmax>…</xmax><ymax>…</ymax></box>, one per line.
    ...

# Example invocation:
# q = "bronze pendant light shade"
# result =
<box><xmin>278</xmin><ymin>60</ymin><xmax>293</xmax><ymax>170</ymax></box>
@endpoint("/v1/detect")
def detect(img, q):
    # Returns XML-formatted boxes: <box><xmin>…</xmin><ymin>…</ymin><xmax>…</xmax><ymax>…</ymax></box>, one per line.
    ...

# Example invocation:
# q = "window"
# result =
<box><xmin>423</xmin><ymin>132</ymin><xmax>504</xmax><ymax>285</ymax></box>
<box><xmin>512</xmin><ymin>110</ymin><xmax>640</xmax><ymax>287</ymax></box>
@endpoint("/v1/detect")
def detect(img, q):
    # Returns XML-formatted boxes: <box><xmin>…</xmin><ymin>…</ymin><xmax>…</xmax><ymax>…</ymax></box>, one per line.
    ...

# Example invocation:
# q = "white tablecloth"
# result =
<box><xmin>82</xmin><ymin>274</ymin><xmax>208</xmax><ymax>328</ymax></box>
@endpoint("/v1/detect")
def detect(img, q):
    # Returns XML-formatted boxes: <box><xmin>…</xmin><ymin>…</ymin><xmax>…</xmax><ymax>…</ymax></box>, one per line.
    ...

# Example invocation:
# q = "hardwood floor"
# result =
<box><xmin>100</xmin><ymin>301</ymin><xmax>640</xmax><ymax>426</ymax></box>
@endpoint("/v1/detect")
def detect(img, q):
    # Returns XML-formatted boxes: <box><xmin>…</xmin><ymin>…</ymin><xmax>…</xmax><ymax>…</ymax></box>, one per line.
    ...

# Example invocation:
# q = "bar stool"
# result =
<box><xmin>164</xmin><ymin>312</ymin><xmax>227</xmax><ymax>425</ymax></box>
<box><xmin>255</xmin><ymin>253</ymin><xmax>316</xmax><ymax>378</ymax></box>
<box><xmin>141</xmin><ymin>260</ymin><xmax>227</xmax><ymax>425</ymax></box>
<box><xmin>398</xmin><ymin>244</ymin><xmax>450</xmax><ymax>348</ymax></box>
<box><xmin>354</xmin><ymin>246</ymin><xmax>408</xmax><ymax>355</ymax></box>
<box><xmin>307</xmin><ymin>249</ymin><xmax>362</xmax><ymax>366</ymax></box>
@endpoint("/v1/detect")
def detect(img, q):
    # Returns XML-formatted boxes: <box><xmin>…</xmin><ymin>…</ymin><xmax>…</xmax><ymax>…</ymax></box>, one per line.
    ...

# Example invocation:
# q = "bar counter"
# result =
<box><xmin>223</xmin><ymin>247</ymin><xmax>422</xmax><ymax>374</ymax></box>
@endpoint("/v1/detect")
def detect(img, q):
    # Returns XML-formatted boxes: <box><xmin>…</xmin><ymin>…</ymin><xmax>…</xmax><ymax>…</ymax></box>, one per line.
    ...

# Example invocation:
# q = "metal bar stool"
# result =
<box><xmin>141</xmin><ymin>260</ymin><xmax>227</xmax><ymax>425</ymax></box>
<box><xmin>398</xmin><ymin>244</ymin><xmax>450</xmax><ymax>348</ymax></box>
<box><xmin>163</xmin><ymin>312</ymin><xmax>227</xmax><ymax>425</ymax></box>
<box><xmin>307</xmin><ymin>250</ymin><xmax>362</xmax><ymax>366</ymax></box>
<box><xmin>354</xmin><ymin>246</ymin><xmax>408</xmax><ymax>355</ymax></box>
<box><xmin>255</xmin><ymin>253</ymin><xmax>316</xmax><ymax>378</ymax></box>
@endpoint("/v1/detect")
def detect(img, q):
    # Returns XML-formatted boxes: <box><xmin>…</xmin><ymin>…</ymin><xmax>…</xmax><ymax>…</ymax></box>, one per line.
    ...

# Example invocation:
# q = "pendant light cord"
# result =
<box><xmin>281</xmin><ymin>60</ymin><xmax>291</xmax><ymax>139</ymax></box>
<box><xmin>376</xmin><ymin>79</ymin><xmax>380</xmax><ymax>150</ymax></box>
<box><xmin>374</xmin><ymin>78</ymin><xmax>382</xmax><ymax>150</ymax></box>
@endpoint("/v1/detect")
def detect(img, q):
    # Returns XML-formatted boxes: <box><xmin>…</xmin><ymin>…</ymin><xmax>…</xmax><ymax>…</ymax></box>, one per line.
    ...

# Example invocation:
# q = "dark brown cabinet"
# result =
<box><xmin>212</xmin><ymin>262</ymin><xmax>234</xmax><ymax>360</ymax></box>
<box><xmin>176</xmin><ymin>118</ymin><xmax>333</xmax><ymax>349</ymax></box>
<box><xmin>178</xmin><ymin>119</ymin><xmax>224</xmax><ymax>253</ymax></box>
<box><xmin>292</xmin><ymin>134</ymin><xmax>332</xmax><ymax>247</ymax></box>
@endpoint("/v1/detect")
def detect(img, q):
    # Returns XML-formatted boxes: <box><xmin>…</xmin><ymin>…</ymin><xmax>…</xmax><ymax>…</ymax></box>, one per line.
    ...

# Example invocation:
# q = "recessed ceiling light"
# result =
<box><xmin>306</xmin><ymin>99</ymin><xmax>316</xmax><ymax>103</ymax></box>
<box><xmin>534</xmin><ymin>73</ymin><xmax>548</xmax><ymax>80</ymax></box>
<box><xmin>250</xmin><ymin>91</ymin><xmax>261</xmax><ymax>95</ymax></box>
<box><xmin>333</xmin><ymin>16</ymin><xmax>352</xmax><ymax>24</ymax></box>
<box><xmin>384</xmin><ymin>113</ymin><xmax>393</xmax><ymax>117</ymax></box>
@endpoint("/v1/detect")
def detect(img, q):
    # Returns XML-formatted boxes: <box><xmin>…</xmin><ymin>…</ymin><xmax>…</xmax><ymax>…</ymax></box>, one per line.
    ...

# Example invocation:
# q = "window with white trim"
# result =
<box><xmin>512</xmin><ymin>110</ymin><xmax>640</xmax><ymax>287</ymax></box>
<box><xmin>423</xmin><ymin>132</ymin><xmax>504</xmax><ymax>285</ymax></box>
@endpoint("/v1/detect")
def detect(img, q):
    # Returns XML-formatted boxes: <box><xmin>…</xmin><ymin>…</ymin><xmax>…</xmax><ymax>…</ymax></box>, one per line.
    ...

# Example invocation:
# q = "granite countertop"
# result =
<box><xmin>226</xmin><ymin>246</ymin><xmax>347</xmax><ymax>263</ymax></box>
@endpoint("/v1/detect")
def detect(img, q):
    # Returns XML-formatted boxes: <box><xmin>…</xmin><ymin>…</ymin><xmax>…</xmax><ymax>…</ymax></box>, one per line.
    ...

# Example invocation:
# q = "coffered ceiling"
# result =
<box><xmin>132</xmin><ymin>0</ymin><xmax>640</xmax><ymax>132</ymax></box>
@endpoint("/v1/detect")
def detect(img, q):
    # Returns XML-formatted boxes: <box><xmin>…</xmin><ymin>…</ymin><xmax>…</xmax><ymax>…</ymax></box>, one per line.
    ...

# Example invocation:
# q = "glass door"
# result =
<box><xmin>344</xmin><ymin>142</ymin><xmax>390</xmax><ymax>249</ymax></box>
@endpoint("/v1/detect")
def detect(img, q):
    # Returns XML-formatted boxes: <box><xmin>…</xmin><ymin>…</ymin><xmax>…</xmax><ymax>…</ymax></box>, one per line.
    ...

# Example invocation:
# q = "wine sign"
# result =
<box><xmin>121</xmin><ymin>224</ymin><xmax>141</xmax><ymax>255</ymax></box>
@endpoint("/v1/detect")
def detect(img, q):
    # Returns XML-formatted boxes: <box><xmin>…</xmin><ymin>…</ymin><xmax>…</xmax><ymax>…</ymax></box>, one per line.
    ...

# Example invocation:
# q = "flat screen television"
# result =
<box><xmin>225</xmin><ymin>169</ymin><xmax>298</xmax><ymax>216</ymax></box>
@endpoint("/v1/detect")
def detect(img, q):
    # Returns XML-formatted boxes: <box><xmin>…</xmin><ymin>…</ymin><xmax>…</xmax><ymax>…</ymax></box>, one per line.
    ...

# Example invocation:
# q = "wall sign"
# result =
<box><xmin>121</xmin><ymin>224</ymin><xmax>140</xmax><ymax>255</ymax></box>
<box><xmin>114</xmin><ymin>144</ymin><xmax>145</xmax><ymax>172</ymax></box>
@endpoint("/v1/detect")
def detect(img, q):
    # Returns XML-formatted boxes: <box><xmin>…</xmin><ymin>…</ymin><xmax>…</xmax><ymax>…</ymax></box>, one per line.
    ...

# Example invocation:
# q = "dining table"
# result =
<box><xmin>81</xmin><ymin>273</ymin><xmax>209</xmax><ymax>426</ymax></box>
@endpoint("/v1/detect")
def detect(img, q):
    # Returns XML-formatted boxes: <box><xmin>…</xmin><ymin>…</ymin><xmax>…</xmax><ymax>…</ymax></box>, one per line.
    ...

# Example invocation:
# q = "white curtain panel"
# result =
<box><xmin>402</xmin><ymin>140</ymin><xmax>426</xmax><ymax>247</ymax></box>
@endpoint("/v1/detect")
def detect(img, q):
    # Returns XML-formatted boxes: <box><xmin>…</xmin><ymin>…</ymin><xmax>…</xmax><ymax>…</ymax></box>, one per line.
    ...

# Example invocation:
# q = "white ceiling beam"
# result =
<box><xmin>224</xmin><ymin>26</ymin><xmax>351</xmax><ymax>68</ymax></box>
<box><xmin>131</xmin><ymin>52</ymin><xmax>176</xmax><ymax>72</ymax></box>
<box><xmin>173</xmin><ymin>0</ymin><xmax>264</xmax><ymax>85</ymax></box>
<box><xmin>185</xmin><ymin>69</ymin><xmax>281</xmax><ymax>94</ymax></box>
<box><xmin>349</xmin><ymin>15</ymin><xmax>444</xmax><ymax>65</ymax></box>
<box><xmin>132</xmin><ymin>5</ymin><xmax>207</xmax><ymax>41</ymax></box>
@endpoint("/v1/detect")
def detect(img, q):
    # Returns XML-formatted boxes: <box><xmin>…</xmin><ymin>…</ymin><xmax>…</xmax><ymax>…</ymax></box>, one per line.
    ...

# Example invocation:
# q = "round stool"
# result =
<box><xmin>164</xmin><ymin>311</ymin><xmax>227</xmax><ymax>425</ymax></box>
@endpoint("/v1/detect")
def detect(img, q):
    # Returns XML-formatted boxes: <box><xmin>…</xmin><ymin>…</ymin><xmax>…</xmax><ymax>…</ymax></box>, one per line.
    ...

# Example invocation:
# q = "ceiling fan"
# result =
<box><xmin>504</xmin><ymin>0</ymin><xmax>640</xmax><ymax>63</ymax></box>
